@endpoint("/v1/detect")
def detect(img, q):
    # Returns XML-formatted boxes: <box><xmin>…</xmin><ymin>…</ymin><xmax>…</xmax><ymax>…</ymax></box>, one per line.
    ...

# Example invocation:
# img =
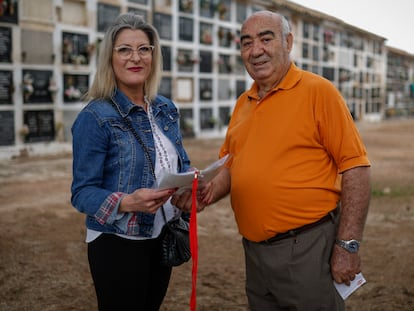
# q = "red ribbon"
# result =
<box><xmin>189</xmin><ymin>171</ymin><xmax>199</xmax><ymax>310</ymax></box>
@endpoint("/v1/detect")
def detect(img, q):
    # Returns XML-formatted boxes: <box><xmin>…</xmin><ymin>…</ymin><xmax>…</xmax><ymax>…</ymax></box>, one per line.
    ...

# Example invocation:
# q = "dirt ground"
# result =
<box><xmin>0</xmin><ymin>118</ymin><xmax>413</xmax><ymax>311</ymax></box>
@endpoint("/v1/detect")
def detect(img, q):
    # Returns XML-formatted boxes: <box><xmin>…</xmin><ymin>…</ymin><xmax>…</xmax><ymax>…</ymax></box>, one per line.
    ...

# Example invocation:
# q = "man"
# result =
<box><xmin>172</xmin><ymin>11</ymin><xmax>370</xmax><ymax>311</ymax></box>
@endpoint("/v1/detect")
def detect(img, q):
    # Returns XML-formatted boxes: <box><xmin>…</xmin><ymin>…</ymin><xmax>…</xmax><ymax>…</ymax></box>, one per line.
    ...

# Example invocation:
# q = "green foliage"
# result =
<box><xmin>371</xmin><ymin>186</ymin><xmax>414</xmax><ymax>198</ymax></box>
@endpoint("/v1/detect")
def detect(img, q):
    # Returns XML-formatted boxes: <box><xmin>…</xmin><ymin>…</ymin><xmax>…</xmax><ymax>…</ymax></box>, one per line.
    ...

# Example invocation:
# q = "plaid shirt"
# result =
<box><xmin>95</xmin><ymin>192</ymin><xmax>140</xmax><ymax>235</ymax></box>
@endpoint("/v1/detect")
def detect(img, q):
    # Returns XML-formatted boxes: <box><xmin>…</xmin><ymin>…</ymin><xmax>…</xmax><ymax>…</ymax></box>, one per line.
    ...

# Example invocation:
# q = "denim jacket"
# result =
<box><xmin>71</xmin><ymin>89</ymin><xmax>191</xmax><ymax>237</ymax></box>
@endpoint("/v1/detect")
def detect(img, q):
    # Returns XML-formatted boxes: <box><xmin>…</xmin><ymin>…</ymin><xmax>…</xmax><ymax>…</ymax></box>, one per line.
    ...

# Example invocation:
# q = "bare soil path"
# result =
<box><xmin>0</xmin><ymin>119</ymin><xmax>413</xmax><ymax>310</ymax></box>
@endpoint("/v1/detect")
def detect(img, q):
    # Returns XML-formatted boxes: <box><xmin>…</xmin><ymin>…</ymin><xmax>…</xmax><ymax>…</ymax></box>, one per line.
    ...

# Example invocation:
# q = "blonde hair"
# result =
<box><xmin>86</xmin><ymin>13</ymin><xmax>163</xmax><ymax>101</ymax></box>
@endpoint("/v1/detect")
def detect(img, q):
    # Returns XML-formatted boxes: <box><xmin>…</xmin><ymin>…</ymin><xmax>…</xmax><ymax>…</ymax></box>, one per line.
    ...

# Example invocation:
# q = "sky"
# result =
<box><xmin>289</xmin><ymin>0</ymin><xmax>414</xmax><ymax>54</ymax></box>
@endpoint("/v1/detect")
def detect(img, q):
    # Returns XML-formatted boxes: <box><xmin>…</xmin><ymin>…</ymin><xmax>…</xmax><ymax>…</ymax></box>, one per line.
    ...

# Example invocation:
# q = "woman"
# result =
<box><xmin>71</xmin><ymin>13</ymin><xmax>191</xmax><ymax>311</ymax></box>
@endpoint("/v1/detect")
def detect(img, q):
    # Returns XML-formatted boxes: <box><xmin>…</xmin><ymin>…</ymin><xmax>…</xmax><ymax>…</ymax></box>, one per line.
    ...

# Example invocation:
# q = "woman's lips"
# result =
<box><xmin>128</xmin><ymin>66</ymin><xmax>143</xmax><ymax>72</ymax></box>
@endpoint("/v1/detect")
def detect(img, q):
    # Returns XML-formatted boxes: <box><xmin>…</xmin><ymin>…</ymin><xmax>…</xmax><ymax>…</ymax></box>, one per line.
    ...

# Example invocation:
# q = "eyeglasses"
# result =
<box><xmin>113</xmin><ymin>45</ymin><xmax>154</xmax><ymax>59</ymax></box>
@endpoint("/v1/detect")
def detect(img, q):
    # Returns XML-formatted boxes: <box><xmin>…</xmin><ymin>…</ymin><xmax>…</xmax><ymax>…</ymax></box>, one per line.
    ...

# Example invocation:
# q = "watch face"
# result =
<box><xmin>336</xmin><ymin>239</ymin><xmax>360</xmax><ymax>253</ymax></box>
<box><xmin>349</xmin><ymin>241</ymin><xmax>359</xmax><ymax>251</ymax></box>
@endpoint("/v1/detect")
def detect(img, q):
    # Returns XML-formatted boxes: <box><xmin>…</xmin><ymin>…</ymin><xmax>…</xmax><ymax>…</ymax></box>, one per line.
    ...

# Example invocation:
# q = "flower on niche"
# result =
<box><xmin>19</xmin><ymin>124</ymin><xmax>29</xmax><ymax>137</ymax></box>
<box><xmin>22</xmin><ymin>73</ymin><xmax>34</xmax><ymax>101</ymax></box>
<box><xmin>64</xmin><ymin>86</ymin><xmax>81</xmax><ymax>99</ymax></box>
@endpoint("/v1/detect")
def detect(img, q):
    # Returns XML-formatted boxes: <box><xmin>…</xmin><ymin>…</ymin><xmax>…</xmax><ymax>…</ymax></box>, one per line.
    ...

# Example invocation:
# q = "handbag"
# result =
<box><xmin>110</xmin><ymin>100</ymin><xmax>191</xmax><ymax>267</ymax></box>
<box><xmin>159</xmin><ymin>207</ymin><xmax>191</xmax><ymax>267</ymax></box>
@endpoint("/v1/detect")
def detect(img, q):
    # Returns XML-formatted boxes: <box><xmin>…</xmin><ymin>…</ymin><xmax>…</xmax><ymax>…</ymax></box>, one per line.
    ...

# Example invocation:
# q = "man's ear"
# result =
<box><xmin>286</xmin><ymin>32</ymin><xmax>293</xmax><ymax>53</ymax></box>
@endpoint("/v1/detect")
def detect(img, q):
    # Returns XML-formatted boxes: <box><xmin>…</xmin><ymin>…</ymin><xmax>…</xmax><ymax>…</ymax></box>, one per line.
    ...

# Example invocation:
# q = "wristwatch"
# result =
<box><xmin>335</xmin><ymin>239</ymin><xmax>360</xmax><ymax>253</ymax></box>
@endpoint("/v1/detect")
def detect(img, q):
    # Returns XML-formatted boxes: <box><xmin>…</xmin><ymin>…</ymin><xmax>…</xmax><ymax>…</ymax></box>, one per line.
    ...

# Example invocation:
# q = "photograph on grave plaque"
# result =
<box><xmin>0</xmin><ymin>26</ymin><xmax>12</xmax><ymax>63</ymax></box>
<box><xmin>23</xmin><ymin>110</ymin><xmax>55</xmax><ymax>143</ymax></box>
<box><xmin>0</xmin><ymin>110</ymin><xmax>15</xmax><ymax>146</ymax></box>
<box><xmin>63</xmin><ymin>74</ymin><xmax>89</xmax><ymax>103</ymax></box>
<box><xmin>22</xmin><ymin>70</ymin><xmax>53</xmax><ymax>104</ymax></box>
<box><xmin>97</xmin><ymin>3</ymin><xmax>121</xmax><ymax>33</ymax></box>
<box><xmin>0</xmin><ymin>70</ymin><xmax>13</xmax><ymax>105</ymax></box>
<box><xmin>0</xmin><ymin>0</ymin><xmax>18</xmax><ymax>24</ymax></box>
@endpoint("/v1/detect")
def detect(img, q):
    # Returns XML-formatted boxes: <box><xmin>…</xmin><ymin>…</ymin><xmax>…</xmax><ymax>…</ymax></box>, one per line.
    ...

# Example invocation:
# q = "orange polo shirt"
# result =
<box><xmin>219</xmin><ymin>63</ymin><xmax>370</xmax><ymax>242</ymax></box>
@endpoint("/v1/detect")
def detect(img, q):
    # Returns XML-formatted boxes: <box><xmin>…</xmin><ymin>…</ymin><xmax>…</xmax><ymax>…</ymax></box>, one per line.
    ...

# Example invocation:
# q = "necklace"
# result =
<box><xmin>147</xmin><ymin>98</ymin><xmax>172</xmax><ymax>172</ymax></box>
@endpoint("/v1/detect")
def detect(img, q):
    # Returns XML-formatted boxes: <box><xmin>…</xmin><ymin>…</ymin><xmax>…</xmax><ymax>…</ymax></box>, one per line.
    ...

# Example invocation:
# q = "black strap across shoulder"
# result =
<box><xmin>109</xmin><ymin>99</ymin><xmax>169</xmax><ymax>223</ymax></box>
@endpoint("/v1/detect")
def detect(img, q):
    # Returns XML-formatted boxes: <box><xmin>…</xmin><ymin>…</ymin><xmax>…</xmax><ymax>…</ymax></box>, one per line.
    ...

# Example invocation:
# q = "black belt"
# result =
<box><xmin>260</xmin><ymin>207</ymin><xmax>339</xmax><ymax>244</ymax></box>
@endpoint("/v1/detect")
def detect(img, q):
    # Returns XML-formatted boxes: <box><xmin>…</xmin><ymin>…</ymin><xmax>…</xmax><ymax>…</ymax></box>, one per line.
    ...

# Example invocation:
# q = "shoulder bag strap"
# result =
<box><xmin>109</xmin><ymin>100</ymin><xmax>169</xmax><ymax>223</ymax></box>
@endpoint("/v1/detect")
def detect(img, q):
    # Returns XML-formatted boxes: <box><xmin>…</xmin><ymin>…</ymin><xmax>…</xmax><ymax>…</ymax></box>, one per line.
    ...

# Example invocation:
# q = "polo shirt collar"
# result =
<box><xmin>247</xmin><ymin>62</ymin><xmax>302</xmax><ymax>101</ymax></box>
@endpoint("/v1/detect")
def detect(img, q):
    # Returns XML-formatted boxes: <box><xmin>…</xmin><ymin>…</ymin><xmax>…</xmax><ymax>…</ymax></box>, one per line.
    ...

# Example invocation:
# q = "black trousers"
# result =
<box><xmin>88</xmin><ymin>233</ymin><xmax>172</xmax><ymax>311</ymax></box>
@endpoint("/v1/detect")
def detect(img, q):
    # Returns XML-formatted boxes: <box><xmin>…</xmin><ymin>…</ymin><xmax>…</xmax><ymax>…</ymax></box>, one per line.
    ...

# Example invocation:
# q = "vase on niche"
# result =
<box><xmin>22</xmin><ymin>74</ymin><xmax>34</xmax><ymax>102</ymax></box>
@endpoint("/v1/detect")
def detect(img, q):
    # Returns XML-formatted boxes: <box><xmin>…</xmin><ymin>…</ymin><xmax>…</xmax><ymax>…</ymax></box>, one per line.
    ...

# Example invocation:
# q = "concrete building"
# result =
<box><xmin>385</xmin><ymin>46</ymin><xmax>414</xmax><ymax>118</ymax></box>
<box><xmin>0</xmin><ymin>0</ymin><xmax>408</xmax><ymax>158</ymax></box>
<box><xmin>270</xmin><ymin>0</ymin><xmax>386</xmax><ymax>122</ymax></box>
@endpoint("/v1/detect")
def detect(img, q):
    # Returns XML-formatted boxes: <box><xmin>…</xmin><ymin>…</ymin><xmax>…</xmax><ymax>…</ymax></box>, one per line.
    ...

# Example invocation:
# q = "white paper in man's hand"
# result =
<box><xmin>334</xmin><ymin>273</ymin><xmax>366</xmax><ymax>300</ymax></box>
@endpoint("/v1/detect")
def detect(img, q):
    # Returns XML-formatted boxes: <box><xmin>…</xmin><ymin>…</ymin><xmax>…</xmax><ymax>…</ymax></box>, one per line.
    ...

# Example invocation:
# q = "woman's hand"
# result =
<box><xmin>119</xmin><ymin>188</ymin><xmax>177</xmax><ymax>214</ymax></box>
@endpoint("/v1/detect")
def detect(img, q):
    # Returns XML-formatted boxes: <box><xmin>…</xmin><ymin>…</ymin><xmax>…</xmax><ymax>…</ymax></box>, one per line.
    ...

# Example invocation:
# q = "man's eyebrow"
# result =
<box><xmin>258</xmin><ymin>30</ymin><xmax>275</xmax><ymax>37</ymax></box>
<box><xmin>240</xmin><ymin>34</ymin><xmax>252</xmax><ymax>42</ymax></box>
<box><xmin>240</xmin><ymin>30</ymin><xmax>275</xmax><ymax>42</ymax></box>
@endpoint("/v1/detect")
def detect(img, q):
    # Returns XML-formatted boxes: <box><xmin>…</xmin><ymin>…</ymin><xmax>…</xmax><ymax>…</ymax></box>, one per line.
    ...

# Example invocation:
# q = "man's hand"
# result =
<box><xmin>170</xmin><ymin>181</ymin><xmax>212</xmax><ymax>213</ymax></box>
<box><xmin>171</xmin><ymin>167</ymin><xmax>231</xmax><ymax>213</ymax></box>
<box><xmin>330</xmin><ymin>245</ymin><xmax>361</xmax><ymax>286</ymax></box>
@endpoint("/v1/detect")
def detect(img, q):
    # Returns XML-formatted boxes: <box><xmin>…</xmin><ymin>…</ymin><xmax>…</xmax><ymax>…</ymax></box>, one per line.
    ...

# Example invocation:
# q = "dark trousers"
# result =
<box><xmin>88</xmin><ymin>233</ymin><xmax>172</xmax><ymax>311</ymax></box>
<box><xmin>243</xmin><ymin>215</ymin><xmax>344</xmax><ymax>311</ymax></box>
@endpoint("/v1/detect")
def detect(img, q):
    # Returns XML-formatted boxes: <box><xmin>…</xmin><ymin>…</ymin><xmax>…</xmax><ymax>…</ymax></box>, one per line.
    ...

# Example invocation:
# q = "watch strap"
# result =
<box><xmin>335</xmin><ymin>238</ymin><xmax>360</xmax><ymax>253</ymax></box>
